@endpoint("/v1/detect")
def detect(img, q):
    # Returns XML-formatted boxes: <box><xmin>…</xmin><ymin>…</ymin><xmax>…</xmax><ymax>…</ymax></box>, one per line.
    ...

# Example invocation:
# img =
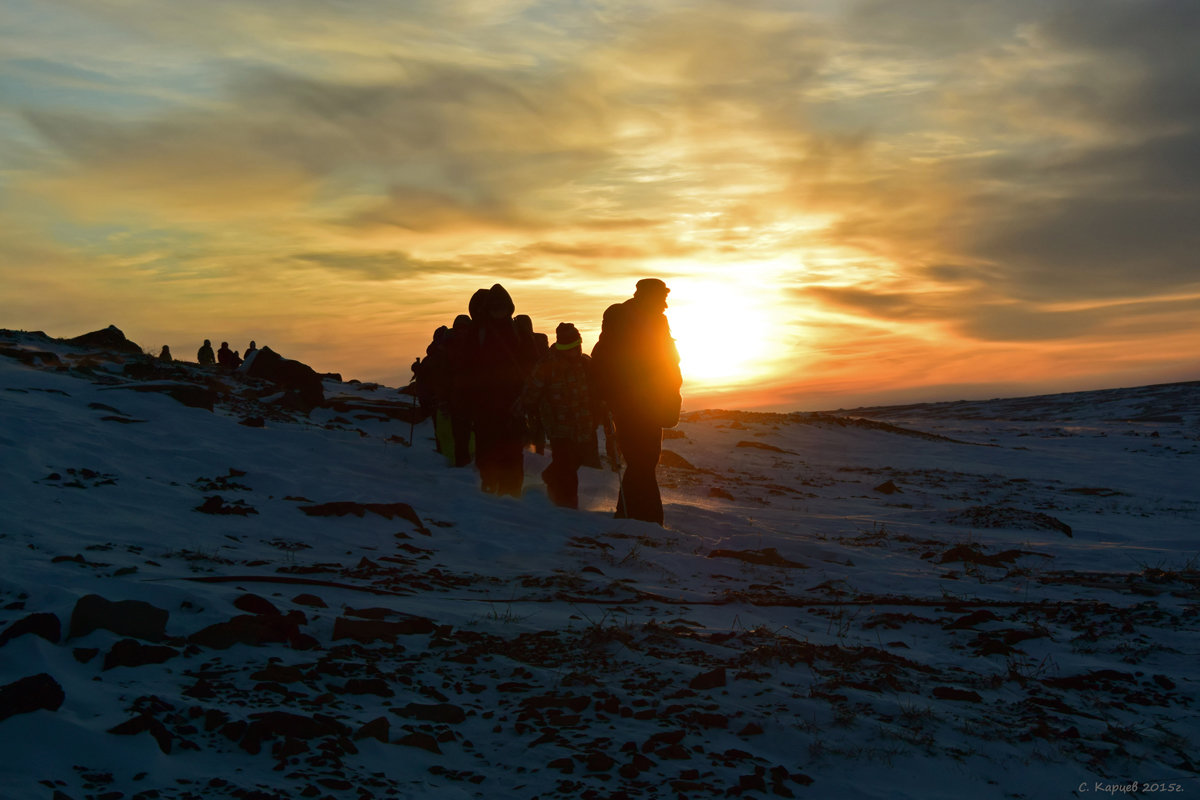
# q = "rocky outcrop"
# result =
<box><xmin>244</xmin><ymin>347</ymin><xmax>324</xmax><ymax>410</ymax></box>
<box><xmin>0</xmin><ymin>674</ymin><xmax>65</xmax><ymax>721</ymax></box>
<box><xmin>68</xmin><ymin>595</ymin><xmax>169</xmax><ymax>642</ymax></box>
<box><xmin>67</xmin><ymin>325</ymin><xmax>144</xmax><ymax>355</ymax></box>
<box><xmin>0</xmin><ymin>613</ymin><xmax>61</xmax><ymax>647</ymax></box>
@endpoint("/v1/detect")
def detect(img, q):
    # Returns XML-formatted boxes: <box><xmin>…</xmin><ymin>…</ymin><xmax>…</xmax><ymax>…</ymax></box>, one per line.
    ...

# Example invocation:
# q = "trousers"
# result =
<box><xmin>611</xmin><ymin>413</ymin><xmax>664</xmax><ymax>525</ymax></box>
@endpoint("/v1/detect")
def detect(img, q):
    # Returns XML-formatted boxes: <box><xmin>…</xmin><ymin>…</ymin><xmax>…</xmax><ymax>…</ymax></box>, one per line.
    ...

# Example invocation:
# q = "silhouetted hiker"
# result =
<box><xmin>513</xmin><ymin>315</ymin><xmax>545</xmax><ymax>454</ymax></box>
<box><xmin>197</xmin><ymin>339</ymin><xmax>215</xmax><ymax>366</ymax></box>
<box><xmin>469</xmin><ymin>283</ymin><xmax>531</xmax><ymax>496</ymax></box>
<box><xmin>158</xmin><ymin>345</ymin><xmax>172</xmax><ymax>362</ymax></box>
<box><xmin>590</xmin><ymin>278</ymin><xmax>682</xmax><ymax>525</ymax></box>
<box><xmin>217</xmin><ymin>341</ymin><xmax>242</xmax><ymax>369</ymax></box>
<box><xmin>410</xmin><ymin>327</ymin><xmax>447</xmax><ymax>436</ymax></box>
<box><xmin>426</xmin><ymin>326</ymin><xmax>457</xmax><ymax>460</ymax></box>
<box><xmin>523</xmin><ymin>323</ymin><xmax>598</xmax><ymax>509</ymax></box>
<box><xmin>246</xmin><ymin>341</ymin><xmax>257</xmax><ymax>355</ymax></box>
<box><xmin>446</xmin><ymin>314</ymin><xmax>475</xmax><ymax>467</ymax></box>
<box><xmin>528</xmin><ymin>330</ymin><xmax>551</xmax><ymax>455</ymax></box>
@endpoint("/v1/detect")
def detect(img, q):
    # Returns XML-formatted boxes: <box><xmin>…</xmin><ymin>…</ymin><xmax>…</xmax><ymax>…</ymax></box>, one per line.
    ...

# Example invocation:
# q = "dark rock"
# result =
<box><xmin>292</xmin><ymin>594</ymin><xmax>327</xmax><ymax>608</ymax></box>
<box><xmin>549</xmin><ymin>757</ymin><xmax>575</xmax><ymax>774</ymax></box>
<box><xmin>658</xmin><ymin>450</ymin><xmax>698</xmax><ymax>470</ymax></box>
<box><xmin>396</xmin><ymin>732</ymin><xmax>441</xmax><ymax>754</ymax></box>
<box><xmin>693</xmin><ymin>712</ymin><xmax>728</xmax><ymax>728</ymax></box>
<box><xmin>73</xmin><ymin>647</ymin><xmax>100</xmax><ymax>664</ymax></box>
<box><xmin>239</xmin><ymin>416</ymin><xmax>266</xmax><ymax>428</ymax></box>
<box><xmin>332</xmin><ymin>616</ymin><xmax>434</xmax><ymax>642</ymax></box>
<box><xmin>943</xmin><ymin>610</ymin><xmax>1000</xmax><ymax>630</ymax></box>
<box><xmin>108</xmin><ymin>714</ymin><xmax>173</xmax><ymax>754</ymax></box>
<box><xmin>0</xmin><ymin>673</ymin><xmax>65</xmax><ymax>721</ymax></box>
<box><xmin>355</xmin><ymin>716</ymin><xmax>390</xmax><ymax>742</ymax></box>
<box><xmin>220</xmin><ymin>720</ymin><xmax>247</xmax><ymax>742</ymax></box>
<box><xmin>735</xmin><ymin>440</ymin><xmax>794</xmax><ymax>454</ymax></box>
<box><xmin>1041</xmin><ymin>670</ymin><xmax>1136</xmax><ymax>691</ymax></box>
<box><xmin>874</xmin><ymin>480</ymin><xmax>901</xmax><ymax>494</ymax></box>
<box><xmin>689</xmin><ymin>667</ymin><xmax>727</xmax><ymax>691</ymax></box>
<box><xmin>103</xmin><ymin>639</ymin><xmax>180</xmax><ymax>670</ymax></box>
<box><xmin>239</xmin><ymin>722</ymin><xmax>266</xmax><ymax>754</ymax></box>
<box><xmin>194</xmin><ymin>495</ymin><xmax>257</xmax><ymax>515</ymax></box>
<box><xmin>706</xmin><ymin>548</ymin><xmax>806</xmax><ymax>569</ymax></box>
<box><xmin>188</xmin><ymin>613</ymin><xmax>306</xmax><ymax>650</ymax></box>
<box><xmin>0</xmin><ymin>347</ymin><xmax>61</xmax><ymax>367</ymax></box>
<box><xmin>244</xmin><ymin>346</ymin><xmax>324</xmax><ymax>410</ymax></box>
<box><xmin>738</xmin><ymin>722</ymin><xmax>765</xmax><ymax>736</ymax></box>
<box><xmin>272</xmin><ymin>736</ymin><xmax>310</xmax><ymax>759</ymax></box>
<box><xmin>642</xmin><ymin>729</ymin><xmax>686</xmax><ymax>753</ymax></box>
<box><xmin>932</xmin><ymin>686</ymin><xmax>983</xmax><ymax>703</ymax></box>
<box><xmin>391</xmin><ymin>702</ymin><xmax>465</xmax><ymax>724</ymax></box>
<box><xmin>67</xmin><ymin>325</ymin><xmax>143</xmax><ymax>355</ymax></box>
<box><xmin>69</xmin><ymin>595</ymin><xmax>168</xmax><ymax>642</ymax></box>
<box><xmin>250</xmin><ymin>664</ymin><xmax>305</xmax><ymax>683</ymax></box>
<box><xmin>299</xmin><ymin>502</ymin><xmax>428</xmax><ymax>533</ymax></box>
<box><xmin>343</xmin><ymin>606</ymin><xmax>393</xmax><ymax>620</ymax></box>
<box><xmin>739</xmin><ymin>773</ymin><xmax>768</xmax><ymax>792</ymax></box>
<box><xmin>184</xmin><ymin>678</ymin><xmax>218</xmax><ymax>699</ymax></box>
<box><xmin>341</xmin><ymin>678</ymin><xmax>393</xmax><ymax>697</ymax></box>
<box><xmin>109</xmin><ymin>382</ymin><xmax>216</xmax><ymax>411</ymax></box>
<box><xmin>0</xmin><ymin>612</ymin><xmax>61</xmax><ymax>647</ymax></box>
<box><xmin>586</xmin><ymin>752</ymin><xmax>616</xmax><ymax>772</ymax></box>
<box><xmin>947</xmin><ymin>505</ymin><xmax>1073</xmax><ymax>537</ymax></box>
<box><xmin>619</xmin><ymin>753</ymin><xmax>656</xmax><ymax>779</ymax></box>
<box><xmin>247</xmin><ymin>711</ymin><xmax>348</xmax><ymax>740</ymax></box>
<box><xmin>204</xmin><ymin>709</ymin><xmax>229</xmax><ymax>732</ymax></box>
<box><xmin>233</xmin><ymin>594</ymin><xmax>281</xmax><ymax>616</ymax></box>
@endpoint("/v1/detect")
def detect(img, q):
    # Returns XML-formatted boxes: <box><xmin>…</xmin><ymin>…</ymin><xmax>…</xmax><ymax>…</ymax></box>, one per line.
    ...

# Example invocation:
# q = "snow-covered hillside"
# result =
<box><xmin>1</xmin><ymin>328</ymin><xmax>1197</xmax><ymax>800</ymax></box>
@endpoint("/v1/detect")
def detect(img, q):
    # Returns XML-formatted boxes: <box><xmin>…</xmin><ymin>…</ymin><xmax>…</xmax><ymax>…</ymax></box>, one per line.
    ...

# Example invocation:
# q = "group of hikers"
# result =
<box><xmin>193</xmin><ymin>339</ymin><xmax>258</xmax><ymax>370</ymax></box>
<box><xmin>412</xmin><ymin>279</ymin><xmax>682</xmax><ymax>525</ymax></box>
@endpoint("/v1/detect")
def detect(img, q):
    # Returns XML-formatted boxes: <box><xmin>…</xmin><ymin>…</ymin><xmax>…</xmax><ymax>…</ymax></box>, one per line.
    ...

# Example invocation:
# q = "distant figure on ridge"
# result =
<box><xmin>158</xmin><ymin>345</ymin><xmax>173</xmax><ymax>362</ymax></box>
<box><xmin>590</xmin><ymin>278</ymin><xmax>682</xmax><ymax>525</ymax></box>
<box><xmin>523</xmin><ymin>323</ymin><xmax>598</xmax><ymax>509</ymax></box>
<box><xmin>246</xmin><ymin>341</ymin><xmax>257</xmax><ymax>355</ymax></box>
<box><xmin>197</xmin><ymin>339</ymin><xmax>215</xmax><ymax>366</ymax></box>
<box><xmin>217</xmin><ymin>341</ymin><xmax>242</xmax><ymax>369</ymax></box>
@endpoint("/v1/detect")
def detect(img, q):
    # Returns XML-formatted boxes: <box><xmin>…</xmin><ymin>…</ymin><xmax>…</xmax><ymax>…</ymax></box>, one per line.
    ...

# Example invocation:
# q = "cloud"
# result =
<box><xmin>287</xmin><ymin>249</ymin><xmax>543</xmax><ymax>282</ymax></box>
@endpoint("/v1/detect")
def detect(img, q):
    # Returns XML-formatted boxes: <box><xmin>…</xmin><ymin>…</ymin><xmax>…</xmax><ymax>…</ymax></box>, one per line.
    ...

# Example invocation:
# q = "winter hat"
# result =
<box><xmin>554</xmin><ymin>322</ymin><xmax>582</xmax><ymax>349</ymax></box>
<box><xmin>635</xmin><ymin>278</ymin><xmax>670</xmax><ymax>297</ymax></box>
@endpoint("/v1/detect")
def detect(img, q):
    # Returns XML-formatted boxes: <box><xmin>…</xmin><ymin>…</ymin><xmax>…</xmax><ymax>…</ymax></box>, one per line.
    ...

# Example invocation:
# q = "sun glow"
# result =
<box><xmin>666</xmin><ymin>279</ymin><xmax>782</xmax><ymax>390</ymax></box>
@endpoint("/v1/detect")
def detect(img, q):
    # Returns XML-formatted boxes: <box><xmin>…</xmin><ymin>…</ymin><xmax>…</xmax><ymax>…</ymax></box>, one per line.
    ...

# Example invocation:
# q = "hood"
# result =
<box><xmin>488</xmin><ymin>283</ymin><xmax>515</xmax><ymax>318</ymax></box>
<box><xmin>468</xmin><ymin>288</ymin><xmax>491</xmax><ymax>321</ymax></box>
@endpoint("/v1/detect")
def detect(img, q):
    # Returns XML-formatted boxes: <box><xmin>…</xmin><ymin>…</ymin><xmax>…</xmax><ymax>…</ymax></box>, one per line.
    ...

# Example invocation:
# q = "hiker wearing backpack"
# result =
<box><xmin>523</xmin><ymin>323</ymin><xmax>599</xmax><ymax>509</ymax></box>
<box><xmin>590</xmin><ymin>278</ymin><xmax>682</xmax><ymax>525</ymax></box>
<box><xmin>467</xmin><ymin>284</ymin><xmax>534</xmax><ymax>497</ymax></box>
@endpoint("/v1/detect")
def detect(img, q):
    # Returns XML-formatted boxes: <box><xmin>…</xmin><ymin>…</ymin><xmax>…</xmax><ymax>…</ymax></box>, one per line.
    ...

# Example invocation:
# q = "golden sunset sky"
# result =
<box><xmin>2</xmin><ymin>0</ymin><xmax>1197</xmax><ymax>410</ymax></box>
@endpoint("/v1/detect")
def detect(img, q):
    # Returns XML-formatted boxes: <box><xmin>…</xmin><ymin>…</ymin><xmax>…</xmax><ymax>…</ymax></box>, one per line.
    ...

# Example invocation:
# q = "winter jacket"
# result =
<box><xmin>524</xmin><ymin>347</ymin><xmax>595</xmax><ymax>444</ymax></box>
<box><xmin>590</xmin><ymin>297</ymin><xmax>682</xmax><ymax>427</ymax></box>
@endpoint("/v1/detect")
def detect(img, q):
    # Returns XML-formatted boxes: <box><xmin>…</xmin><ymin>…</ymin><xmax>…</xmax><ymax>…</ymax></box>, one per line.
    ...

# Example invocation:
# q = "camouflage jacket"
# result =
<box><xmin>523</xmin><ymin>348</ymin><xmax>595</xmax><ymax>444</ymax></box>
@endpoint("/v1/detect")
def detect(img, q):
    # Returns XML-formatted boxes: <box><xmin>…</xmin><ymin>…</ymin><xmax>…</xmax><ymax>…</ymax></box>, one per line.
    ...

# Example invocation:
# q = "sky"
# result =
<box><xmin>1</xmin><ymin>0</ymin><xmax>1198</xmax><ymax>411</ymax></box>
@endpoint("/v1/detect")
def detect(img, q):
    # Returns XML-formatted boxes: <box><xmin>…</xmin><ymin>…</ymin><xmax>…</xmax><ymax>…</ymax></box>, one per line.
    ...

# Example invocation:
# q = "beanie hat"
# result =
<box><xmin>635</xmin><ymin>278</ymin><xmax>670</xmax><ymax>296</ymax></box>
<box><xmin>554</xmin><ymin>322</ymin><xmax>582</xmax><ymax>349</ymax></box>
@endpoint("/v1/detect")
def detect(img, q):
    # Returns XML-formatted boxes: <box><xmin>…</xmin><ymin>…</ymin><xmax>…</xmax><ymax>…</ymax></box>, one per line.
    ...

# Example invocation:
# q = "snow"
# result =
<box><xmin>1</xmin><ymin>329</ymin><xmax>1198</xmax><ymax>800</ymax></box>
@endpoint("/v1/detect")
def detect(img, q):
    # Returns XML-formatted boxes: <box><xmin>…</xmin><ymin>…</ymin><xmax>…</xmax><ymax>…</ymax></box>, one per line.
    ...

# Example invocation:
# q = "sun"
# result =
<box><xmin>666</xmin><ymin>280</ymin><xmax>779</xmax><ymax>388</ymax></box>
